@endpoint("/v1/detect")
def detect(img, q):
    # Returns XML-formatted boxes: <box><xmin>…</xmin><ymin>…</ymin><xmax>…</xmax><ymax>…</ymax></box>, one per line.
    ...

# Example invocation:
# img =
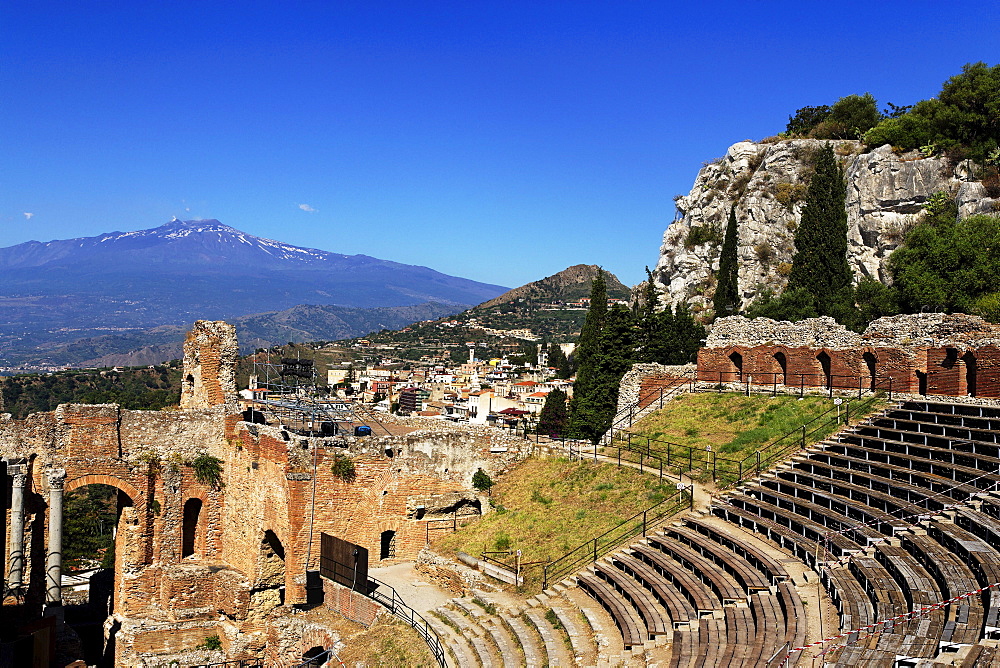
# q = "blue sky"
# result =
<box><xmin>2</xmin><ymin>2</ymin><xmax>998</xmax><ymax>289</ymax></box>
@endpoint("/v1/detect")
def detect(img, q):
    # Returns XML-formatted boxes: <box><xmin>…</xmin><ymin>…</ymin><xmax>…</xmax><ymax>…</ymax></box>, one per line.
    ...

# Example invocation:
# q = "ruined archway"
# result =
<box><xmin>728</xmin><ymin>351</ymin><xmax>744</xmax><ymax>382</ymax></box>
<box><xmin>61</xmin><ymin>477</ymin><xmax>139</xmax><ymax>668</ymax></box>
<box><xmin>773</xmin><ymin>352</ymin><xmax>788</xmax><ymax>386</ymax></box>
<box><xmin>963</xmin><ymin>352</ymin><xmax>978</xmax><ymax>397</ymax></box>
<box><xmin>380</xmin><ymin>530</ymin><xmax>396</xmax><ymax>560</ymax></box>
<box><xmin>863</xmin><ymin>352</ymin><xmax>878</xmax><ymax>391</ymax></box>
<box><xmin>817</xmin><ymin>352</ymin><xmax>832</xmax><ymax>388</ymax></box>
<box><xmin>252</xmin><ymin>530</ymin><xmax>286</xmax><ymax>611</ymax></box>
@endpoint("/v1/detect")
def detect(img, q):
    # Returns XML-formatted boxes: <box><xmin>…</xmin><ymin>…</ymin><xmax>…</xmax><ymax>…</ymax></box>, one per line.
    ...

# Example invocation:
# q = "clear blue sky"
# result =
<box><xmin>2</xmin><ymin>2</ymin><xmax>998</xmax><ymax>289</ymax></box>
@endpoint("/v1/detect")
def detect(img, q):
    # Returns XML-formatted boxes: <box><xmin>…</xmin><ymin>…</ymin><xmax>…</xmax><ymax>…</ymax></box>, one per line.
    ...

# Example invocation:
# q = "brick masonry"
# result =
<box><xmin>1</xmin><ymin>320</ymin><xmax>530</xmax><ymax>666</ymax></box>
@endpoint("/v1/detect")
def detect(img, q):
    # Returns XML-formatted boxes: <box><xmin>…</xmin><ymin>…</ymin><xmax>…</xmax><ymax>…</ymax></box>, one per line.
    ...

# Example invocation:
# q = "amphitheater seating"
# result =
<box><xmin>564</xmin><ymin>398</ymin><xmax>1000</xmax><ymax>666</ymax></box>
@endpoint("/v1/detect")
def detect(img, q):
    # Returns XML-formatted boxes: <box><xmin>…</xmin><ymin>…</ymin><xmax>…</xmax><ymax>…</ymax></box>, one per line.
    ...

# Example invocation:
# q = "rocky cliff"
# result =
<box><xmin>652</xmin><ymin>139</ymin><xmax>999</xmax><ymax>312</ymax></box>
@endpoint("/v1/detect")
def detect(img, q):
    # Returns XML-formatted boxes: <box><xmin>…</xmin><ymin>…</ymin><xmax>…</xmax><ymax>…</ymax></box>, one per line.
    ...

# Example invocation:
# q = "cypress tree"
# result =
<box><xmin>786</xmin><ymin>143</ymin><xmax>852</xmax><ymax>312</ymax></box>
<box><xmin>535</xmin><ymin>388</ymin><xmax>568</xmax><ymax>437</ymax></box>
<box><xmin>568</xmin><ymin>270</ymin><xmax>610</xmax><ymax>441</ymax></box>
<box><xmin>713</xmin><ymin>205</ymin><xmax>740</xmax><ymax>318</ymax></box>
<box><xmin>639</xmin><ymin>266</ymin><xmax>661</xmax><ymax>362</ymax></box>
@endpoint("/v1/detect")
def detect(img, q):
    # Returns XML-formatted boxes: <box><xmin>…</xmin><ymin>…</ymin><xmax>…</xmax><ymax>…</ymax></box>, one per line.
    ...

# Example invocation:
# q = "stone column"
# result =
<box><xmin>7</xmin><ymin>463</ymin><xmax>27</xmax><ymax>590</ymax></box>
<box><xmin>45</xmin><ymin>468</ymin><xmax>66</xmax><ymax>607</ymax></box>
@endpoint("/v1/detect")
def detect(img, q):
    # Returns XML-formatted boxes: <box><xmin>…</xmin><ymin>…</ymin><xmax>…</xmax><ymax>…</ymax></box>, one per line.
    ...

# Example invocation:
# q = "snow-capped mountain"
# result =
<box><xmin>0</xmin><ymin>219</ymin><xmax>508</xmax><ymax>365</ymax></box>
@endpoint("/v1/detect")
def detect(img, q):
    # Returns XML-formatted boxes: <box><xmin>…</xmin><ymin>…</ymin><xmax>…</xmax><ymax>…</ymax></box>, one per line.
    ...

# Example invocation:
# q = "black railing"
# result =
<box><xmin>542</xmin><ymin>488</ymin><xmax>692</xmax><ymax>590</ymax></box>
<box><xmin>698</xmin><ymin>370</ymin><xmax>894</xmax><ymax>400</ymax></box>
<box><xmin>604</xmin><ymin>371</ymin><xmax>696</xmax><ymax>443</ymax></box>
<box><xmin>599</xmin><ymin>394</ymin><xmax>886</xmax><ymax>488</ymax></box>
<box><xmin>364</xmin><ymin>576</ymin><xmax>447</xmax><ymax>668</ymax></box>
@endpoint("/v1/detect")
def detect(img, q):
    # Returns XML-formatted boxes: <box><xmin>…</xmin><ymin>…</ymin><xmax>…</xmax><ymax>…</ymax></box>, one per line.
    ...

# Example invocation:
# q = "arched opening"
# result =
<box><xmin>380</xmin><ymin>530</ymin><xmax>396</xmax><ymax>560</ymax></box>
<box><xmin>302</xmin><ymin>646</ymin><xmax>327</xmax><ymax>666</ymax></box>
<box><xmin>863</xmin><ymin>352</ymin><xmax>878</xmax><ymax>390</ymax></box>
<box><xmin>60</xmin><ymin>482</ymin><xmax>136</xmax><ymax>667</ymax></box>
<box><xmin>773</xmin><ymin>352</ymin><xmax>788</xmax><ymax>385</ymax></box>
<box><xmin>817</xmin><ymin>352</ymin><xmax>832</xmax><ymax>388</ymax></box>
<box><xmin>252</xmin><ymin>530</ymin><xmax>286</xmax><ymax>611</ymax></box>
<box><xmin>916</xmin><ymin>370</ymin><xmax>928</xmax><ymax>396</ymax></box>
<box><xmin>963</xmin><ymin>352</ymin><xmax>978</xmax><ymax>397</ymax></box>
<box><xmin>728</xmin><ymin>351</ymin><xmax>743</xmax><ymax>382</ymax></box>
<box><xmin>181</xmin><ymin>498</ymin><xmax>203</xmax><ymax>558</ymax></box>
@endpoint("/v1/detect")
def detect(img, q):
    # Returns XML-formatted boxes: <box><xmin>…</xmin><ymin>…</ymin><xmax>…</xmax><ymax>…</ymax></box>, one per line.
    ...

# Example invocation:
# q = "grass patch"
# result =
<box><xmin>299</xmin><ymin>607</ymin><xmax>436</xmax><ymax>667</ymax></box>
<box><xmin>433</xmin><ymin>457</ymin><xmax>675</xmax><ymax>589</ymax></box>
<box><xmin>607</xmin><ymin>392</ymin><xmax>886</xmax><ymax>485</ymax></box>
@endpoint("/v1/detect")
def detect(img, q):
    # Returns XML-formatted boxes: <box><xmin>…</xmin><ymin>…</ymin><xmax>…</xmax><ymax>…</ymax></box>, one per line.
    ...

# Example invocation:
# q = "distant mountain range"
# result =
<box><xmin>0</xmin><ymin>219</ymin><xmax>507</xmax><ymax>367</ymax></box>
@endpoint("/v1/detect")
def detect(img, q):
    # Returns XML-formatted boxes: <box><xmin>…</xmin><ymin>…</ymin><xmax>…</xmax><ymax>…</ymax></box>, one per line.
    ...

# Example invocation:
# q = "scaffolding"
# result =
<box><xmin>248</xmin><ymin>350</ymin><xmax>391</xmax><ymax>436</ymax></box>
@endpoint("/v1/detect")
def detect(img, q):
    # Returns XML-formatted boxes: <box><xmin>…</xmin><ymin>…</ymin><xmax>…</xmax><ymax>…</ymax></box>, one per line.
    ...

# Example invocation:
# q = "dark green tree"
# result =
<box><xmin>638</xmin><ymin>266</ymin><xmax>661</xmax><ymax>361</ymax></box>
<box><xmin>786</xmin><ymin>105</ymin><xmax>831</xmax><ymax>135</ymax></box>
<box><xmin>713</xmin><ymin>205</ymin><xmax>740</xmax><ymax>318</ymax></box>
<box><xmin>568</xmin><ymin>273</ymin><xmax>640</xmax><ymax>443</ymax></box>
<box><xmin>786</xmin><ymin>143</ymin><xmax>852</xmax><ymax>314</ymax></box>
<box><xmin>535</xmin><ymin>388</ymin><xmax>568</xmax><ymax>438</ymax></box>
<box><xmin>472</xmin><ymin>468</ymin><xmax>493</xmax><ymax>494</ymax></box>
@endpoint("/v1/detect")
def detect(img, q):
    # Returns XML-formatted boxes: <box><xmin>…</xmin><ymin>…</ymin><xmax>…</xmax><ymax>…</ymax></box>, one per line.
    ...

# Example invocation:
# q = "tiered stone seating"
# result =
<box><xmin>710</xmin><ymin>399</ymin><xmax>1000</xmax><ymax>666</ymax></box>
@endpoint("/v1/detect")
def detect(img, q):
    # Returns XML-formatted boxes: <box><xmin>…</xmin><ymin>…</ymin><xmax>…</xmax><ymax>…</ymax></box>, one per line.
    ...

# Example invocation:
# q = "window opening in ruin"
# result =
<box><xmin>258</xmin><ymin>530</ymin><xmax>286</xmax><ymax>606</ymax></box>
<box><xmin>917</xmin><ymin>370</ymin><xmax>928</xmax><ymax>396</ymax></box>
<box><xmin>963</xmin><ymin>352</ymin><xmax>978</xmax><ymax>397</ymax></box>
<box><xmin>817</xmin><ymin>352</ymin><xmax>832</xmax><ymax>387</ymax></box>
<box><xmin>184</xmin><ymin>373</ymin><xmax>195</xmax><ymax>393</ymax></box>
<box><xmin>302</xmin><ymin>647</ymin><xmax>327</xmax><ymax>666</ymax></box>
<box><xmin>728</xmin><ymin>351</ymin><xmax>743</xmax><ymax>382</ymax></box>
<box><xmin>773</xmin><ymin>352</ymin><xmax>787</xmax><ymax>385</ymax></box>
<box><xmin>943</xmin><ymin>348</ymin><xmax>959</xmax><ymax>368</ymax></box>
<box><xmin>182</xmin><ymin>498</ymin><xmax>203</xmax><ymax>558</ymax></box>
<box><xmin>863</xmin><ymin>352</ymin><xmax>878</xmax><ymax>390</ymax></box>
<box><xmin>380</xmin><ymin>530</ymin><xmax>396</xmax><ymax>560</ymax></box>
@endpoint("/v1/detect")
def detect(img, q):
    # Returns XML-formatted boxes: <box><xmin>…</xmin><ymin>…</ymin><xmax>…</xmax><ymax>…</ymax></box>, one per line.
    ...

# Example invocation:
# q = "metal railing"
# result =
<box><xmin>603</xmin><ymin>371</ymin><xmax>696</xmax><ymax>444</ymax></box>
<box><xmin>541</xmin><ymin>488</ymin><xmax>693</xmax><ymax>590</ymax></box>
<box><xmin>363</xmin><ymin>576</ymin><xmax>448</xmax><ymax>668</ymax></box>
<box><xmin>698</xmin><ymin>370</ymin><xmax>894</xmax><ymax>400</ymax></box>
<box><xmin>599</xmin><ymin>394</ymin><xmax>886</xmax><ymax>488</ymax></box>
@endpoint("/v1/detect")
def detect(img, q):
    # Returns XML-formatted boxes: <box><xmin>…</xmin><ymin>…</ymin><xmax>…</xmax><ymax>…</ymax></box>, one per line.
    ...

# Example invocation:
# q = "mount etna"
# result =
<box><xmin>0</xmin><ymin>219</ymin><xmax>507</xmax><ymax>367</ymax></box>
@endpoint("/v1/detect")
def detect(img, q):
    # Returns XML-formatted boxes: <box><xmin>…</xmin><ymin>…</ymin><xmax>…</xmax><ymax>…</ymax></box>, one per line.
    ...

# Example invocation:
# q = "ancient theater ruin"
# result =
<box><xmin>1</xmin><ymin>321</ymin><xmax>528</xmax><ymax>666</ymax></box>
<box><xmin>698</xmin><ymin>312</ymin><xmax>1000</xmax><ymax>398</ymax></box>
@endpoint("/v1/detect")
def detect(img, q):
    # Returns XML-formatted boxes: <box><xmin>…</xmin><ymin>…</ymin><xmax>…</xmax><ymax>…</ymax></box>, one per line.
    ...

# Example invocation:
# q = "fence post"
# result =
<box><xmin>773</xmin><ymin>375</ymin><xmax>777</xmax><ymax>397</ymax></box>
<box><xmin>688</xmin><ymin>447</ymin><xmax>693</xmax><ymax>472</ymax></box>
<box><xmin>659</xmin><ymin>458</ymin><xmax>663</xmax><ymax>481</ymax></box>
<box><xmin>800</xmin><ymin>375</ymin><xmax>804</xmax><ymax>398</ymax></box>
<box><xmin>801</xmin><ymin>425</ymin><xmax>806</xmax><ymax>449</ymax></box>
<box><xmin>593</xmin><ymin>538</ymin><xmax>598</xmax><ymax>564</ymax></box>
<box><xmin>858</xmin><ymin>375</ymin><xmax>862</xmax><ymax>400</ymax></box>
<box><xmin>739</xmin><ymin>460</ymin><xmax>743</xmax><ymax>480</ymax></box>
<box><xmin>889</xmin><ymin>377</ymin><xmax>893</xmax><ymax>400</ymax></box>
<box><xmin>639</xmin><ymin>453</ymin><xmax>643</xmax><ymax>474</ymax></box>
<box><xmin>713</xmin><ymin>451</ymin><xmax>717</xmax><ymax>482</ymax></box>
<box><xmin>643</xmin><ymin>510</ymin><xmax>647</xmax><ymax>537</ymax></box>
<box><xmin>618</xmin><ymin>447</ymin><xmax>621</xmax><ymax>467</ymax></box>
<box><xmin>846</xmin><ymin>402</ymin><xmax>851</xmax><ymax>425</ymax></box>
<box><xmin>659</xmin><ymin>387</ymin><xmax>664</xmax><ymax>409</ymax></box>
<box><xmin>666</xmin><ymin>446</ymin><xmax>671</xmax><ymax>468</ymax></box>
<box><xmin>756</xmin><ymin>450</ymin><xmax>761</xmax><ymax>476</ymax></box>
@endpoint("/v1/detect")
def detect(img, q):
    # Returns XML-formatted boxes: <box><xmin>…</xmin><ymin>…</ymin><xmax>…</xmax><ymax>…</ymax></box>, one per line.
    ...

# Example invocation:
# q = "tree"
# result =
<box><xmin>568</xmin><ymin>271</ymin><xmax>619</xmax><ymax>442</ymax></box>
<box><xmin>472</xmin><ymin>468</ymin><xmax>493</xmax><ymax>494</ymax></box>
<box><xmin>786</xmin><ymin>143</ymin><xmax>852</xmax><ymax>314</ymax></box>
<box><xmin>713</xmin><ymin>205</ymin><xmax>740</xmax><ymax>318</ymax></box>
<box><xmin>786</xmin><ymin>105</ymin><xmax>831</xmax><ymax>135</ymax></box>
<box><xmin>535</xmin><ymin>388</ymin><xmax>568</xmax><ymax>437</ymax></box>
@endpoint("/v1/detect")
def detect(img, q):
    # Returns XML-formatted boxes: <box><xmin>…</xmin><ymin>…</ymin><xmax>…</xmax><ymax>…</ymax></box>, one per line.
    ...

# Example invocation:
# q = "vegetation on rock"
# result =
<box><xmin>713</xmin><ymin>205</ymin><xmax>740</xmax><ymax>318</ymax></box>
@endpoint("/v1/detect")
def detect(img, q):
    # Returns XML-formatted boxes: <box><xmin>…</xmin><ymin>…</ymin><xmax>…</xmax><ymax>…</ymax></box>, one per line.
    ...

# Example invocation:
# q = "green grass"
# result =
<box><xmin>433</xmin><ymin>457</ymin><xmax>676</xmax><ymax>589</ymax></box>
<box><xmin>606</xmin><ymin>392</ymin><xmax>887</xmax><ymax>485</ymax></box>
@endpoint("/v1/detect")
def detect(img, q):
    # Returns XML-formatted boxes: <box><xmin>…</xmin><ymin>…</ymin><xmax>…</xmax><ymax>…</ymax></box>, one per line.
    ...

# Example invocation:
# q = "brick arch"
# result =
<box><xmin>65</xmin><ymin>473</ymin><xmax>143</xmax><ymax>505</ymax></box>
<box><xmin>723</xmin><ymin>346</ymin><xmax>746</xmax><ymax>382</ymax></box>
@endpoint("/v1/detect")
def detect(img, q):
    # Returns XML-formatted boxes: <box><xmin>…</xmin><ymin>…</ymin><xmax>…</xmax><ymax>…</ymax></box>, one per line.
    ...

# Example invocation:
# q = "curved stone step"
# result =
<box><xmin>524</xmin><ymin>607</ymin><xmax>572</xmax><ymax>667</ymax></box>
<box><xmin>504</xmin><ymin>611</ymin><xmax>545</xmax><ymax>667</ymax></box>
<box><xmin>428</xmin><ymin>614</ymin><xmax>477</xmax><ymax>668</ymax></box>
<box><xmin>452</xmin><ymin>598</ymin><xmax>521</xmax><ymax>668</ymax></box>
<box><xmin>560</xmin><ymin>585</ymin><xmax>629</xmax><ymax>666</ymax></box>
<box><xmin>438</xmin><ymin>606</ymin><xmax>497</xmax><ymax>667</ymax></box>
<box><xmin>546</xmin><ymin>596</ymin><xmax>598</xmax><ymax>666</ymax></box>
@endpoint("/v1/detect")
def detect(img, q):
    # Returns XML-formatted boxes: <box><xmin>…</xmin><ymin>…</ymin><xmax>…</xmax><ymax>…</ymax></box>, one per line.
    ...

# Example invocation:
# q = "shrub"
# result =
<box><xmin>754</xmin><ymin>243</ymin><xmax>776</xmax><ymax>266</ymax></box>
<box><xmin>331</xmin><ymin>452</ymin><xmax>356</xmax><ymax>483</ymax></box>
<box><xmin>776</xmin><ymin>261</ymin><xmax>793</xmax><ymax>277</ymax></box>
<box><xmin>493</xmin><ymin>532</ymin><xmax>511</xmax><ymax>551</ymax></box>
<box><xmin>684</xmin><ymin>225</ymin><xmax>722</xmax><ymax>249</ymax></box>
<box><xmin>774</xmin><ymin>182</ymin><xmax>808</xmax><ymax>209</ymax></box>
<box><xmin>472</xmin><ymin>468</ymin><xmax>493</xmax><ymax>493</ymax></box>
<box><xmin>190</xmin><ymin>454</ymin><xmax>224</xmax><ymax>489</ymax></box>
<box><xmin>196</xmin><ymin>635</ymin><xmax>222</xmax><ymax>651</ymax></box>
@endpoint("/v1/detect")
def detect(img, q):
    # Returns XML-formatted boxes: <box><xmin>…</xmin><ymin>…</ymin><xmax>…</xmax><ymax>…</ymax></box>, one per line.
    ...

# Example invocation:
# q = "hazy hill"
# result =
<box><xmin>24</xmin><ymin>302</ymin><xmax>464</xmax><ymax>368</ymax></box>
<box><xmin>0</xmin><ymin>218</ymin><xmax>505</xmax><ymax>366</ymax></box>
<box><xmin>477</xmin><ymin>264</ymin><xmax>630</xmax><ymax>309</ymax></box>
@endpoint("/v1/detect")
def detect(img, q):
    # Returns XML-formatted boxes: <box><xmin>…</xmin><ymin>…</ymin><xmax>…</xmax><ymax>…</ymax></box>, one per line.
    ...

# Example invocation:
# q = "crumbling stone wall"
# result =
<box><xmin>2</xmin><ymin>320</ymin><xmax>531</xmax><ymax>666</ymax></box>
<box><xmin>180</xmin><ymin>320</ymin><xmax>238</xmax><ymax>409</ymax></box>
